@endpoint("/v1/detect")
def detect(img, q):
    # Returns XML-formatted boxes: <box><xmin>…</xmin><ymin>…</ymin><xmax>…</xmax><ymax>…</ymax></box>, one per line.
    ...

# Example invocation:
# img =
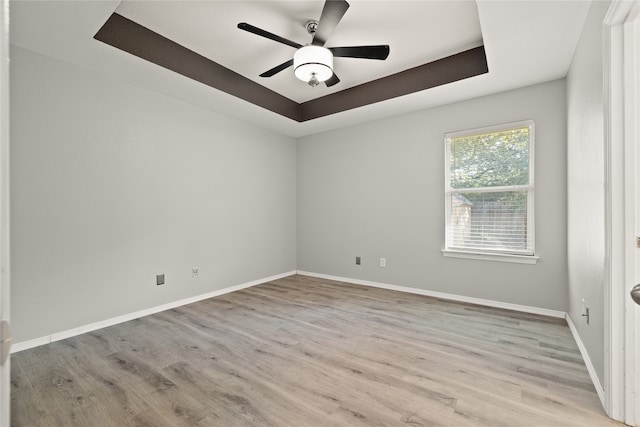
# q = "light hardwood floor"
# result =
<box><xmin>11</xmin><ymin>275</ymin><xmax>622</xmax><ymax>426</ymax></box>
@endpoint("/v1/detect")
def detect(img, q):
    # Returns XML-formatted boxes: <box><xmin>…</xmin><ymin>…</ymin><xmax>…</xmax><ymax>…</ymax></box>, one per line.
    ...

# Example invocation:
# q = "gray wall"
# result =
<box><xmin>10</xmin><ymin>46</ymin><xmax>297</xmax><ymax>343</ymax></box>
<box><xmin>10</xmin><ymin>45</ymin><xmax>574</xmax><ymax>344</ymax></box>
<box><xmin>566</xmin><ymin>0</ymin><xmax>611</xmax><ymax>386</ymax></box>
<box><xmin>297</xmin><ymin>79</ymin><xmax>568</xmax><ymax>311</ymax></box>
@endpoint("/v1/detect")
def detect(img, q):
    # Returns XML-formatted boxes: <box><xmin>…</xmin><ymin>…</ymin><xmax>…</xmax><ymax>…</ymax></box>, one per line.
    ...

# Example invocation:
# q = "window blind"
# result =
<box><xmin>445</xmin><ymin>121</ymin><xmax>534</xmax><ymax>256</ymax></box>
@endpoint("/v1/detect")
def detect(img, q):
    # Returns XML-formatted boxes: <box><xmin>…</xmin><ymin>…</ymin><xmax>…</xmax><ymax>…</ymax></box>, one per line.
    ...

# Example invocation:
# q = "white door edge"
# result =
<box><xmin>0</xmin><ymin>0</ymin><xmax>9</xmax><ymax>425</ymax></box>
<box><xmin>604</xmin><ymin>0</ymin><xmax>640</xmax><ymax>425</ymax></box>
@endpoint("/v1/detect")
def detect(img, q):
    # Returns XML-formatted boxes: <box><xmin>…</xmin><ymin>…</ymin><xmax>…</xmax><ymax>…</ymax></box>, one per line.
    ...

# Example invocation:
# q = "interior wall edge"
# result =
<box><xmin>566</xmin><ymin>313</ymin><xmax>606</xmax><ymax>407</ymax></box>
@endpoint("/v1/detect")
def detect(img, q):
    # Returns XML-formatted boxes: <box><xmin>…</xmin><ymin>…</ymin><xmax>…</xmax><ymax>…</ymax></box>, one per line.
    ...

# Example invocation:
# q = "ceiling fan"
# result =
<box><xmin>238</xmin><ymin>0</ymin><xmax>390</xmax><ymax>88</ymax></box>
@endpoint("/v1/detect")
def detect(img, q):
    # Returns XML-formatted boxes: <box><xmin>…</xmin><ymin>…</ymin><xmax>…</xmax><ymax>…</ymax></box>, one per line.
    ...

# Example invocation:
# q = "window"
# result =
<box><xmin>444</xmin><ymin>120</ymin><xmax>536</xmax><ymax>263</ymax></box>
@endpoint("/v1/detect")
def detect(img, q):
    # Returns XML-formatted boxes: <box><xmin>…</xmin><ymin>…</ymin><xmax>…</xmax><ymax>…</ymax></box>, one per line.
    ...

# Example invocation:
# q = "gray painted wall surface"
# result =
<box><xmin>10</xmin><ymin>46</ymin><xmax>297</xmax><ymax>343</ymax></box>
<box><xmin>10</xmin><ymin>47</ymin><xmax>573</xmax><ymax>344</ymax></box>
<box><xmin>566</xmin><ymin>0</ymin><xmax>611</xmax><ymax>386</ymax></box>
<box><xmin>297</xmin><ymin>79</ymin><xmax>568</xmax><ymax>311</ymax></box>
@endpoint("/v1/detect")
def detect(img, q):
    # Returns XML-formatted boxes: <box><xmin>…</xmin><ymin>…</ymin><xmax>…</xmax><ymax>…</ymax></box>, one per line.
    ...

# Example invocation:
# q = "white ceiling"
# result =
<box><xmin>9</xmin><ymin>1</ymin><xmax>591</xmax><ymax>137</ymax></box>
<box><xmin>115</xmin><ymin>0</ymin><xmax>484</xmax><ymax>103</ymax></box>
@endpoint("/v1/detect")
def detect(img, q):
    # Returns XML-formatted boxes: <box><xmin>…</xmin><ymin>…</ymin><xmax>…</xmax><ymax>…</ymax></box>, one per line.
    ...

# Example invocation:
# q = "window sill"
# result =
<box><xmin>441</xmin><ymin>249</ymin><xmax>539</xmax><ymax>265</ymax></box>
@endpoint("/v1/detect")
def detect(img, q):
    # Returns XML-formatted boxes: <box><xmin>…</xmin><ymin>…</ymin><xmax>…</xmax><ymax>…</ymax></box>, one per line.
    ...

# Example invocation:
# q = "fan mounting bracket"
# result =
<box><xmin>305</xmin><ymin>20</ymin><xmax>318</xmax><ymax>35</ymax></box>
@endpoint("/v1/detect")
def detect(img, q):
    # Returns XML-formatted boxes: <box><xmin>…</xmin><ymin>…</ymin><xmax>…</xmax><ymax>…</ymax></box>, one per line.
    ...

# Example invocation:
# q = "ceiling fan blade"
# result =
<box><xmin>330</xmin><ymin>45</ymin><xmax>390</xmax><ymax>60</ymax></box>
<box><xmin>259</xmin><ymin>59</ymin><xmax>294</xmax><ymax>77</ymax></box>
<box><xmin>325</xmin><ymin>73</ymin><xmax>340</xmax><ymax>87</ymax></box>
<box><xmin>238</xmin><ymin>23</ymin><xmax>302</xmax><ymax>49</ymax></box>
<box><xmin>312</xmin><ymin>0</ymin><xmax>350</xmax><ymax>46</ymax></box>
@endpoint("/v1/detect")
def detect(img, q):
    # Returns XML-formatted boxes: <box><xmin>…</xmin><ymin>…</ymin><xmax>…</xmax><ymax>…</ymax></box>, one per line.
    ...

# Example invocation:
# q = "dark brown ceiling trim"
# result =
<box><xmin>94</xmin><ymin>13</ymin><xmax>300</xmax><ymax>121</ymax></box>
<box><xmin>299</xmin><ymin>46</ymin><xmax>488</xmax><ymax>121</ymax></box>
<box><xmin>94</xmin><ymin>13</ymin><xmax>487</xmax><ymax>123</ymax></box>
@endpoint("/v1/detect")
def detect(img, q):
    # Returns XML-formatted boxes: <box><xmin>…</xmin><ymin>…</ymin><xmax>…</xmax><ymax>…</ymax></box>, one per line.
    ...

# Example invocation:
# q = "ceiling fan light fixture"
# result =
<box><xmin>293</xmin><ymin>45</ymin><xmax>333</xmax><ymax>86</ymax></box>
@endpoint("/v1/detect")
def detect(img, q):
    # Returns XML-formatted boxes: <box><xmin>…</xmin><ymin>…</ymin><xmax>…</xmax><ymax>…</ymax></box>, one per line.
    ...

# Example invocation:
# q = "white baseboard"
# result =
<box><xmin>566</xmin><ymin>314</ymin><xmax>605</xmax><ymax>407</ymax></box>
<box><xmin>13</xmin><ymin>269</ymin><xmax>605</xmax><ymax>413</ymax></box>
<box><xmin>296</xmin><ymin>270</ymin><xmax>566</xmax><ymax>318</ymax></box>
<box><xmin>10</xmin><ymin>270</ymin><xmax>297</xmax><ymax>354</ymax></box>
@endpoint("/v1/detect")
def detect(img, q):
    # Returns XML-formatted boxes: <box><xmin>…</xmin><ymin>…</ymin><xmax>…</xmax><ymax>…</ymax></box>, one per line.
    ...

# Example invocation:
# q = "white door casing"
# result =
<box><xmin>604</xmin><ymin>0</ymin><xmax>640</xmax><ymax>425</ymax></box>
<box><xmin>0</xmin><ymin>0</ymin><xmax>9</xmax><ymax>425</ymax></box>
<box><xmin>626</xmin><ymin>3</ymin><xmax>640</xmax><ymax>423</ymax></box>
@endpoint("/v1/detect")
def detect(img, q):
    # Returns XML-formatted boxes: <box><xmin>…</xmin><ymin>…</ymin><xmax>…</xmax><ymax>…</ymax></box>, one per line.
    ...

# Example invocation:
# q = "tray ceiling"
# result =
<box><xmin>8</xmin><ymin>1</ymin><xmax>592</xmax><ymax>137</ymax></box>
<box><xmin>114</xmin><ymin>0</ymin><xmax>484</xmax><ymax>104</ymax></box>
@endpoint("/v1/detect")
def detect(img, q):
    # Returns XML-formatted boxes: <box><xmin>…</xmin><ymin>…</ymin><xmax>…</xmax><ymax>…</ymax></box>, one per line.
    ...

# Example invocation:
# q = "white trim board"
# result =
<box><xmin>603</xmin><ymin>0</ymin><xmax>640</xmax><ymax>422</ymax></box>
<box><xmin>10</xmin><ymin>271</ymin><xmax>297</xmax><ymax>354</ymax></box>
<box><xmin>296</xmin><ymin>271</ymin><xmax>566</xmax><ymax>318</ymax></box>
<box><xmin>566</xmin><ymin>314</ymin><xmax>606</xmax><ymax>407</ymax></box>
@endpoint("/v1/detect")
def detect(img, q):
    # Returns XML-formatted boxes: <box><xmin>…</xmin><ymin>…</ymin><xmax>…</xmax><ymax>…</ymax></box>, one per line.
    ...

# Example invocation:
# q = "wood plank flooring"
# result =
<box><xmin>11</xmin><ymin>275</ymin><xmax>622</xmax><ymax>426</ymax></box>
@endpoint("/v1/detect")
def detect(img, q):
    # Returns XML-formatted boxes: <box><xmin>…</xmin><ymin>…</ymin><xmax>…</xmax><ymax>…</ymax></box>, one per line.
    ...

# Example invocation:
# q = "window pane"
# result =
<box><xmin>449</xmin><ymin>191</ymin><xmax>530</xmax><ymax>253</ymax></box>
<box><xmin>449</xmin><ymin>126</ymin><xmax>529</xmax><ymax>189</ymax></box>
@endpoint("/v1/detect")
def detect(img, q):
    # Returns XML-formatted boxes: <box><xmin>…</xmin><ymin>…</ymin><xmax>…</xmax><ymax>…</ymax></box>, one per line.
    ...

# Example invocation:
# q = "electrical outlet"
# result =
<box><xmin>356</xmin><ymin>256</ymin><xmax>361</xmax><ymax>265</ymax></box>
<box><xmin>380</xmin><ymin>258</ymin><xmax>386</xmax><ymax>268</ymax></box>
<box><xmin>192</xmin><ymin>268</ymin><xmax>199</xmax><ymax>277</ymax></box>
<box><xmin>156</xmin><ymin>274</ymin><xmax>165</xmax><ymax>286</ymax></box>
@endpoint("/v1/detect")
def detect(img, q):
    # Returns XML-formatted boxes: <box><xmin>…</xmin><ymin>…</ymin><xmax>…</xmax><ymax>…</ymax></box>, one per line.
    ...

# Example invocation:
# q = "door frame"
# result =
<box><xmin>0</xmin><ymin>0</ymin><xmax>9</xmax><ymax>425</ymax></box>
<box><xmin>604</xmin><ymin>0</ymin><xmax>640</xmax><ymax>424</ymax></box>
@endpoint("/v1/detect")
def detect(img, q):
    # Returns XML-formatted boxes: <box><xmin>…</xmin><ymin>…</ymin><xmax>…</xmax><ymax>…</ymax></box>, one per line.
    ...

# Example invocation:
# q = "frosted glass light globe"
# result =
<box><xmin>293</xmin><ymin>46</ymin><xmax>333</xmax><ymax>86</ymax></box>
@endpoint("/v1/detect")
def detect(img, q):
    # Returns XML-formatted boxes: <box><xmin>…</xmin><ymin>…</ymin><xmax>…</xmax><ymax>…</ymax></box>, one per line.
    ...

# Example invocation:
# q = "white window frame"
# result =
<box><xmin>442</xmin><ymin>120</ymin><xmax>538</xmax><ymax>264</ymax></box>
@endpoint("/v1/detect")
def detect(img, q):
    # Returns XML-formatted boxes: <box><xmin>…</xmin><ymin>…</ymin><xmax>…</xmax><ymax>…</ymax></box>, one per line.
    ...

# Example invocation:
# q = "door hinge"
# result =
<box><xmin>637</xmin><ymin>236</ymin><xmax>640</xmax><ymax>248</ymax></box>
<box><xmin>0</xmin><ymin>320</ymin><xmax>11</xmax><ymax>365</ymax></box>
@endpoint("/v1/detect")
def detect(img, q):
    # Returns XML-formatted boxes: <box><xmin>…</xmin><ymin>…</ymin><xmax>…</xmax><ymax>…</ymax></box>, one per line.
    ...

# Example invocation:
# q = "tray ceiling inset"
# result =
<box><xmin>94</xmin><ymin>1</ymin><xmax>488</xmax><ymax>122</ymax></box>
<box><xmin>9</xmin><ymin>1</ymin><xmax>593</xmax><ymax>136</ymax></box>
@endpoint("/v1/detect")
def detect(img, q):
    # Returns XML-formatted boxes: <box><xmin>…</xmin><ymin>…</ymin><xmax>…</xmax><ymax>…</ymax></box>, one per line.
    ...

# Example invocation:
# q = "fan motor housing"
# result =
<box><xmin>305</xmin><ymin>20</ymin><xmax>318</xmax><ymax>35</ymax></box>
